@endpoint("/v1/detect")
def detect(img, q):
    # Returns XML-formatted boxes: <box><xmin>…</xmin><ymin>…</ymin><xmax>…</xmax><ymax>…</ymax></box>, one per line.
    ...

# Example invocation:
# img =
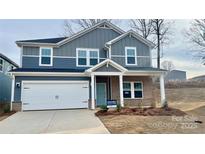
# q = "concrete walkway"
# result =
<box><xmin>0</xmin><ymin>110</ymin><xmax>109</xmax><ymax>134</ymax></box>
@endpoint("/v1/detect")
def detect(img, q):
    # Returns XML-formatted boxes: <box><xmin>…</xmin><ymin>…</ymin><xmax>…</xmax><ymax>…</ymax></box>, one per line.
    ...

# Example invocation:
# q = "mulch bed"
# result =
<box><xmin>95</xmin><ymin>107</ymin><xmax>187</xmax><ymax>116</ymax></box>
<box><xmin>0</xmin><ymin>111</ymin><xmax>16</xmax><ymax>121</ymax></box>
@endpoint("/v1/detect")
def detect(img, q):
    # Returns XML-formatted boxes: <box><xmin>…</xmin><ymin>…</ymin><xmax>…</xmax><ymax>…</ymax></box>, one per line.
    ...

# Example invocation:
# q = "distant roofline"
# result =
<box><xmin>0</xmin><ymin>53</ymin><xmax>19</xmax><ymax>67</ymax></box>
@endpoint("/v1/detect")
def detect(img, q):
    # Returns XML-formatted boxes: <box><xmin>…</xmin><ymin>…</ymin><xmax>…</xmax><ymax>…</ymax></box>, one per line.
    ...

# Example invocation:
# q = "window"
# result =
<box><xmin>77</xmin><ymin>48</ymin><xmax>99</xmax><ymax>66</ymax></box>
<box><xmin>39</xmin><ymin>47</ymin><xmax>53</xmax><ymax>66</ymax></box>
<box><xmin>134</xmin><ymin>82</ymin><xmax>143</xmax><ymax>98</ymax></box>
<box><xmin>123</xmin><ymin>81</ymin><xmax>143</xmax><ymax>99</ymax></box>
<box><xmin>89</xmin><ymin>51</ymin><xmax>98</xmax><ymax>65</ymax></box>
<box><xmin>125</xmin><ymin>47</ymin><xmax>137</xmax><ymax>65</ymax></box>
<box><xmin>78</xmin><ymin>50</ymin><xmax>87</xmax><ymax>66</ymax></box>
<box><xmin>0</xmin><ymin>59</ymin><xmax>3</xmax><ymax>72</ymax></box>
<box><xmin>123</xmin><ymin>82</ymin><xmax>131</xmax><ymax>98</ymax></box>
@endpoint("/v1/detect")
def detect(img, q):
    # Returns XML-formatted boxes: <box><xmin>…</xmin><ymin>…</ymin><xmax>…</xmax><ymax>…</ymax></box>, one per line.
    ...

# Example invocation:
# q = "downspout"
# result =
<box><xmin>105</xmin><ymin>43</ymin><xmax>111</xmax><ymax>59</ymax></box>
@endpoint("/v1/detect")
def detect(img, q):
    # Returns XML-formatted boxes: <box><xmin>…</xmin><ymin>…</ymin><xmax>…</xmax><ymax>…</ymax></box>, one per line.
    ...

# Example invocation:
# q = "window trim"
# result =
<box><xmin>125</xmin><ymin>47</ymin><xmax>137</xmax><ymax>66</ymax></box>
<box><xmin>0</xmin><ymin>58</ymin><xmax>4</xmax><ymax>72</ymax></box>
<box><xmin>76</xmin><ymin>48</ymin><xmax>99</xmax><ymax>67</ymax></box>
<box><xmin>39</xmin><ymin>47</ymin><xmax>53</xmax><ymax>66</ymax></box>
<box><xmin>123</xmin><ymin>82</ymin><xmax>132</xmax><ymax>98</ymax></box>
<box><xmin>123</xmin><ymin>81</ymin><xmax>143</xmax><ymax>99</ymax></box>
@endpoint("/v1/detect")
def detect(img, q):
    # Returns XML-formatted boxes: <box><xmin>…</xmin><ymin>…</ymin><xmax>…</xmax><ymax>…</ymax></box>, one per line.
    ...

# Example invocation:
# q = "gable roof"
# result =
<box><xmin>16</xmin><ymin>20</ymin><xmax>125</xmax><ymax>47</ymax></box>
<box><xmin>86</xmin><ymin>59</ymin><xmax>127</xmax><ymax>73</ymax></box>
<box><xmin>56</xmin><ymin>20</ymin><xmax>125</xmax><ymax>46</ymax></box>
<box><xmin>0</xmin><ymin>53</ymin><xmax>19</xmax><ymax>67</ymax></box>
<box><xmin>106</xmin><ymin>30</ymin><xmax>155</xmax><ymax>48</ymax></box>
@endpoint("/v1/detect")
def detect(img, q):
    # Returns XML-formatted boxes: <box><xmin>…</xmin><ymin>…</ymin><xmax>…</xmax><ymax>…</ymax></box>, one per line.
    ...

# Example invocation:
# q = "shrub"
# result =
<box><xmin>116</xmin><ymin>103</ymin><xmax>121</xmax><ymax>112</ymax></box>
<box><xmin>99</xmin><ymin>104</ymin><xmax>108</xmax><ymax>112</ymax></box>
<box><xmin>3</xmin><ymin>104</ymin><xmax>10</xmax><ymax>113</ymax></box>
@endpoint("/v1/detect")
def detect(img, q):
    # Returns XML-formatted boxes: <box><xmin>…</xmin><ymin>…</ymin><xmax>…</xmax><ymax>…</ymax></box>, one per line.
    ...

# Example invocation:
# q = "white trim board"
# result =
<box><xmin>39</xmin><ymin>47</ymin><xmax>53</xmax><ymax>66</ymax></box>
<box><xmin>76</xmin><ymin>48</ymin><xmax>100</xmax><ymax>67</ymax></box>
<box><xmin>125</xmin><ymin>46</ymin><xmax>138</xmax><ymax>66</ymax></box>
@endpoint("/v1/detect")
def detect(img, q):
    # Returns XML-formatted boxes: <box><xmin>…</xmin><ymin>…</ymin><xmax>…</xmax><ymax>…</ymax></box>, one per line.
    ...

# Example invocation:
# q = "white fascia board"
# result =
<box><xmin>106</xmin><ymin>30</ymin><xmax>155</xmax><ymax>48</ymax></box>
<box><xmin>124</xmin><ymin>71</ymin><xmax>165</xmax><ymax>76</ymax></box>
<box><xmin>11</xmin><ymin>72</ymin><xmax>88</xmax><ymax>77</ymax></box>
<box><xmin>16</xmin><ymin>42</ymin><xmax>57</xmax><ymax>47</ymax></box>
<box><xmin>86</xmin><ymin>59</ymin><xmax>127</xmax><ymax>73</ymax></box>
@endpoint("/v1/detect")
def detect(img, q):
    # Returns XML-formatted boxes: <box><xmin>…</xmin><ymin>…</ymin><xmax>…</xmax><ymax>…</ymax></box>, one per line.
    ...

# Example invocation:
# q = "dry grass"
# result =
<box><xmin>98</xmin><ymin>88</ymin><xmax>205</xmax><ymax>134</ymax></box>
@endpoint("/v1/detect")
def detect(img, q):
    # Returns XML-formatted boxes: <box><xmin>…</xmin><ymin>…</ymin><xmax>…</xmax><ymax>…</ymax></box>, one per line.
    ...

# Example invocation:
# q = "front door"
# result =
<box><xmin>96</xmin><ymin>83</ymin><xmax>107</xmax><ymax>106</ymax></box>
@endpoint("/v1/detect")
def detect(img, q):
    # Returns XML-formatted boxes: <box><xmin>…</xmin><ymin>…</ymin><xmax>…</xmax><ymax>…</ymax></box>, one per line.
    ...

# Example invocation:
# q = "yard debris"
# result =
<box><xmin>95</xmin><ymin>107</ymin><xmax>186</xmax><ymax>117</ymax></box>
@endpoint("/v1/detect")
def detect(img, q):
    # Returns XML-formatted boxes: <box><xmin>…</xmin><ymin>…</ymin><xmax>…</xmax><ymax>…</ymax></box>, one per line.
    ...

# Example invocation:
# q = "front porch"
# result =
<box><xmin>86</xmin><ymin>59</ymin><xmax>167</xmax><ymax>109</ymax></box>
<box><xmin>93</xmin><ymin>75</ymin><xmax>157</xmax><ymax>108</ymax></box>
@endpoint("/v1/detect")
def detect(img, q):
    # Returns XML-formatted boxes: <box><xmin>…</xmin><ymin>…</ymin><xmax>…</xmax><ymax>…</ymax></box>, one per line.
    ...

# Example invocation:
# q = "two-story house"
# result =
<box><xmin>10</xmin><ymin>21</ymin><xmax>166</xmax><ymax>111</ymax></box>
<box><xmin>0</xmin><ymin>53</ymin><xmax>18</xmax><ymax>104</ymax></box>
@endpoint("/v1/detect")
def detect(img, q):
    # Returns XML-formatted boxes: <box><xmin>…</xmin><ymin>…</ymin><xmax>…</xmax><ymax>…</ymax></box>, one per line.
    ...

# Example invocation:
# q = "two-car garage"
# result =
<box><xmin>21</xmin><ymin>81</ymin><xmax>90</xmax><ymax>111</ymax></box>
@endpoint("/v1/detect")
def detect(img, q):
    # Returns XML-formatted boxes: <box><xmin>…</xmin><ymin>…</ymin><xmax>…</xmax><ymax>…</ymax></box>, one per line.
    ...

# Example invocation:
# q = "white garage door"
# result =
<box><xmin>21</xmin><ymin>81</ymin><xmax>89</xmax><ymax>111</ymax></box>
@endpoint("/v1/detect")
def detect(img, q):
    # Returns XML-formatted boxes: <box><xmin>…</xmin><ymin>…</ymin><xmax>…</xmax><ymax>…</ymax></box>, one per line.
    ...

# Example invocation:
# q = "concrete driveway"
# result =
<box><xmin>0</xmin><ymin>110</ymin><xmax>109</xmax><ymax>134</ymax></box>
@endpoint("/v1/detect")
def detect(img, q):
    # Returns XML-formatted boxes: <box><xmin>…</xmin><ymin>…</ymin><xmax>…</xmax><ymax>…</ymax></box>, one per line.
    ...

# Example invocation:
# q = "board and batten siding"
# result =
<box><xmin>111</xmin><ymin>35</ymin><xmax>151</xmax><ymax>67</ymax></box>
<box><xmin>21</xmin><ymin>28</ymin><xmax>120</xmax><ymax>69</ymax></box>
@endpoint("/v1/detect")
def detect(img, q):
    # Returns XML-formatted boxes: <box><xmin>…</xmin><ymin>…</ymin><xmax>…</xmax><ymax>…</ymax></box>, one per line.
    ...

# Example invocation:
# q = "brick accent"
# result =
<box><xmin>12</xmin><ymin>102</ymin><xmax>22</xmax><ymax>111</ymax></box>
<box><xmin>111</xmin><ymin>76</ymin><xmax>155</xmax><ymax>107</ymax></box>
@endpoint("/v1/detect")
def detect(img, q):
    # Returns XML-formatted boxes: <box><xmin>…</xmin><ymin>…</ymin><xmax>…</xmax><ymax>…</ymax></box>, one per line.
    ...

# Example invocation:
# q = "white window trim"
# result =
<box><xmin>125</xmin><ymin>47</ymin><xmax>137</xmax><ymax>66</ymax></box>
<box><xmin>123</xmin><ymin>81</ymin><xmax>143</xmax><ymax>99</ymax></box>
<box><xmin>76</xmin><ymin>48</ymin><xmax>99</xmax><ymax>67</ymax></box>
<box><xmin>0</xmin><ymin>58</ymin><xmax>4</xmax><ymax>72</ymax></box>
<box><xmin>39</xmin><ymin>47</ymin><xmax>53</xmax><ymax>66</ymax></box>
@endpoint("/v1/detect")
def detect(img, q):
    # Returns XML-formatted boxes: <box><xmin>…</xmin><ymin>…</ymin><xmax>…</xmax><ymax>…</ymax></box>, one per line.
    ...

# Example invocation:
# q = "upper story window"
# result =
<box><xmin>125</xmin><ymin>47</ymin><xmax>137</xmax><ymax>65</ymax></box>
<box><xmin>39</xmin><ymin>47</ymin><xmax>53</xmax><ymax>66</ymax></box>
<box><xmin>0</xmin><ymin>58</ymin><xmax>3</xmax><ymax>72</ymax></box>
<box><xmin>76</xmin><ymin>48</ymin><xmax>99</xmax><ymax>67</ymax></box>
<box><xmin>123</xmin><ymin>81</ymin><xmax>143</xmax><ymax>99</ymax></box>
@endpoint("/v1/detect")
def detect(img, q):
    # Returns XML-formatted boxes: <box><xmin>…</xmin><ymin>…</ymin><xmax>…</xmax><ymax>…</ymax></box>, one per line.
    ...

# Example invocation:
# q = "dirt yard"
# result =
<box><xmin>98</xmin><ymin>88</ymin><xmax>205</xmax><ymax>134</ymax></box>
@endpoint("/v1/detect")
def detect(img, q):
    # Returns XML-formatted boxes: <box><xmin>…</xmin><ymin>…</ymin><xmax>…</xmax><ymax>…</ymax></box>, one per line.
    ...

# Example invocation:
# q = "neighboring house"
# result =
<box><xmin>10</xmin><ymin>21</ymin><xmax>166</xmax><ymax>111</ymax></box>
<box><xmin>190</xmin><ymin>75</ymin><xmax>205</xmax><ymax>81</ymax></box>
<box><xmin>0</xmin><ymin>53</ymin><xmax>18</xmax><ymax>103</ymax></box>
<box><xmin>165</xmin><ymin>70</ymin><xmax>187</xmax><ymax>82</ymax></box>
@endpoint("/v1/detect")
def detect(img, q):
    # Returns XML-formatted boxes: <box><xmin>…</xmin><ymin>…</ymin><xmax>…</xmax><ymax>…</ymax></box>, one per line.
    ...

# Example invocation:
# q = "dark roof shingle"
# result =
<box><xmin>16</xmin><ymin>37</ymin><xmax>68</xmax><ymax>44</ymax></box>
<box><xmin>10</xmin><ymin>68</ymin><xmax>85</xmax><ymax>73</ymax></box>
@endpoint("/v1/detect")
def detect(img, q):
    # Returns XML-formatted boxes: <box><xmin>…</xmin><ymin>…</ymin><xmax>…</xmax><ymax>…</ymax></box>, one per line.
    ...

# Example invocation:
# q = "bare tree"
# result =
<box><xmin>62</xmin><ymin>19</ymin><xmax>113</xmax><ymax>36</ymax></box>
<box><xmin>130</xmin><ymin>19</ymin><xmax>173</xmax><ymax>69</ymax></box>
<box><xmin>185</xmin><ymin>19</ymin><xmax>205</xmax><ymax>65</ymax></box>
<box><xmin>130</xmin><ymin>19</ymin><xmax>153</xmax><ymax>39</ymax></box>
<box><xmin>161</xmin><ymin>60</ymin><xmax>175</xmax><ymax>71</ymax></box>
<box><xmin>151</xmin><ymin>19</ymin><xmax>173</xmax><ymax>69</ymax></box>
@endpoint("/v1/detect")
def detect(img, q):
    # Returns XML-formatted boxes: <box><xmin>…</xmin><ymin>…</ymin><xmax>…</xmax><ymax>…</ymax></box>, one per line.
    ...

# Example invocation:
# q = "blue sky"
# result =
<box><xmin>0</xmin><ymin>19</ymin><xmax>204</xmax><ymax>78</ymax></box>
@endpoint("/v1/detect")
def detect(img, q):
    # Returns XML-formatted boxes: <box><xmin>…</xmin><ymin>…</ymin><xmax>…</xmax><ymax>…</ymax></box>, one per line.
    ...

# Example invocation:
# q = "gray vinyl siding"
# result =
<box><xmin>0</xmin><ymin>73</ymin><xmax>12</xmax><ymax>103</ymax></box>
<box><xmin>22</xmin><ymin>28</ymin><xmax>120</xmax><ymax>69</ymax></box>
<box><xmin>23</xmin><ymin>46</ymin><xmax>39</xmax><ymax>55</ymax></box>
<box><xmin>14</xmin><ymin>76</ymin><xmax>91</xmax><ymax>102</ymax></box>
<box><xmin>53</xmin><ymin>28</ymin><xmax>118</xmax><ymax>58</ymax></box>
<box><xmin>111</xmin><ymin>35</ymin><xmax>151</xmax><ymax>67</ymax></box>
<box><xmin>95</xmin><ymin>64</ymin><xmax>120</xmax><ymax>72</ymax></box>
<box><xmin>0</xmin><ymin>59</ymin><xmax>16</xmax><ymax>103</ymax></box>
<box><xmin>22</xmin><ymin>57</ymin><xmax>105</xmax><ymax>70</ymax></box>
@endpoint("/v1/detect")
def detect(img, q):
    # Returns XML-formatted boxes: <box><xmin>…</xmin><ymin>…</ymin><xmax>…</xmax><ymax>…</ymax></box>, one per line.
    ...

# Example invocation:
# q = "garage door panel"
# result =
<box><xmin>22</xmin><ymin>81</ymin><xmax>89</xmax><ymax>111</ymax></box>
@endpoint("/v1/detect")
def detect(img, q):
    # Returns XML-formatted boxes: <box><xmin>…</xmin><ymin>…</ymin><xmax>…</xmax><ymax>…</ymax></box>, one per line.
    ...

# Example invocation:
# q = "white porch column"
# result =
<box><xmin>160</xmin><ymin>74</ymin><xmax>166</xmax><ymax>107</ymax></box>
<box><xmin>10</xmin><ymin>75</ymin><xmax>15</xmax><ymax>111</ymax></box>
<box><xmin>91</xmin><ymin>74</ymin><xmax>95</xmax><ymax>110</ymax></box>
<box><xmin>119</xmin><ymin>74</ymin><xmax>124</xmax><ymax>107</ymax></box>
